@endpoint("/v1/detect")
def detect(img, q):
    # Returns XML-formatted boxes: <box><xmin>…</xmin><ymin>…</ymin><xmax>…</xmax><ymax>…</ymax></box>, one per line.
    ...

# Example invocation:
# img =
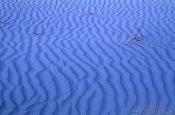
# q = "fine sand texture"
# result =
<box><xmin>0</xmin><ymin>0</ymin><xmax>175</xmax><ymax>115</ymax></box>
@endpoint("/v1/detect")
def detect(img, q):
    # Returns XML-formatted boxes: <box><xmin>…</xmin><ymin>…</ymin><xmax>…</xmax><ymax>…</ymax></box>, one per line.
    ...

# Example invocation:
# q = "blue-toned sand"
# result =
<box><xmin>0</xmin><ymin>0</ymin><xmax>175</xmax><ymax>115</ymax></box>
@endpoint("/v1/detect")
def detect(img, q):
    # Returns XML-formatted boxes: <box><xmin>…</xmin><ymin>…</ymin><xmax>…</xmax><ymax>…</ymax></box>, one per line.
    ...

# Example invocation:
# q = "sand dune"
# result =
<box><xmin>0</xmin><ymin>0</ymin><xmax>175</xmax><ymax>115</ymax></box>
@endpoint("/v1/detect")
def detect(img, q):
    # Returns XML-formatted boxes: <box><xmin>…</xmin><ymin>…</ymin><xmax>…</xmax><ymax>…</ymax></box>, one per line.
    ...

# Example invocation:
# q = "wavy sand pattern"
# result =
<box><xmin>0</xmin><ymin>0</ymin><xmax>175</xmax><ymax>115</ymax></box>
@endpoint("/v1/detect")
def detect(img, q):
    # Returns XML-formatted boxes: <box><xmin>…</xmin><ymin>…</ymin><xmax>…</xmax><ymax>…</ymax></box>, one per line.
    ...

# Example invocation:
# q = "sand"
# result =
<box><xmin>0</xmin><ymin>0</ymin><xmax>175</xmax><ymax>115</ymax></box>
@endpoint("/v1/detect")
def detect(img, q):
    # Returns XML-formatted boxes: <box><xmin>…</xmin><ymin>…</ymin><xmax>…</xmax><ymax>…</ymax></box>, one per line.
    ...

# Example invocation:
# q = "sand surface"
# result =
<box><xmin>0</xmin><ymin>0</ymin><xmax>175</xmax><ymax>115</ymax></box>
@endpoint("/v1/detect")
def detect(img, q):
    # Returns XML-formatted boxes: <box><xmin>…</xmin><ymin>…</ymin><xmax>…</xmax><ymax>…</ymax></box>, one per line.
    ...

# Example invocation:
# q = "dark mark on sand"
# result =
<box><xmin>129</xmin><ymin>23</ymin><xmax>145</xmax><ymax>44</ymax></box>
<box><xmin>32</xmin><ymin>32</ymin><xmax>42</xmax><ymax>36</ymax></box>
<box><xmin>83</xmin><ymin>12</ymin><xmax>96</xmax><ymax>16</ymax></box>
